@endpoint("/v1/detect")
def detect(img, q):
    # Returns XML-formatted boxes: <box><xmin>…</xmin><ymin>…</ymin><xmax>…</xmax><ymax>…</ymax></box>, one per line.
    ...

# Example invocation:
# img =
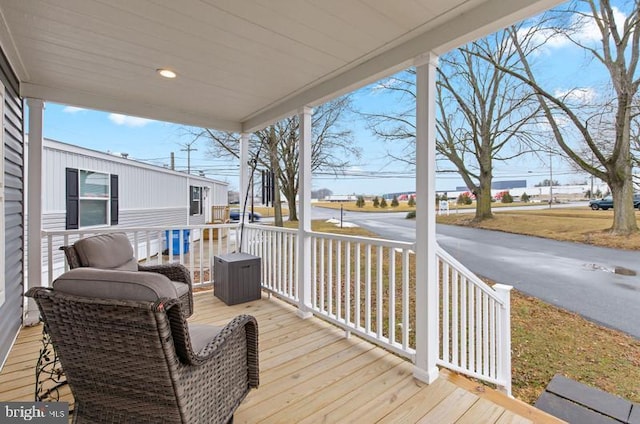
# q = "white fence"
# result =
<box><xmin>436</xmin><ymin>247</ymin><xmax>512</xmax><ymax>393</ymax></box>
<box><xmin>41</xmin><ymin>223</ymin><xmax>511</xmax><ymax>393</ymax></box>
<box><xmin>41</xmin><ymin>224</ymin><xmax>239</xmax><ymax>286</ymax></box>
<box><xmin>308</xmin><ymin>232</ymin><xmax>415</xmax><ymax>359</ymax></box>
<box><xmin>243</xmin><ymin>225</ymin><xmax>298</xmax><ymax>300</ymax></box>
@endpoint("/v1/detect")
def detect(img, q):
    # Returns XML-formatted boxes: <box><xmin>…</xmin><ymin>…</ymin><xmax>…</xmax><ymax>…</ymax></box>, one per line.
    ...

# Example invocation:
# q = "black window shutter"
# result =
<box><xmin>65</xmin><ymin>168</ymin><xmax>79</xmax><ymax>229</ymax></box>
<box><xmin>110</xmin><ymin>174</ymin><xmax>119</xmax><ymax>225</ymax></box>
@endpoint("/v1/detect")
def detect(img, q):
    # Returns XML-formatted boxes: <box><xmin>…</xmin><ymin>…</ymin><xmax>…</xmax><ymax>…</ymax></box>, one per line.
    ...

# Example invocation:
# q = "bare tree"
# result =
<box><xmin>191</xmin><ymin>96</ymin><xmax>358</xmax><ymax>223</ymax></box>
<box><xmin>366</xmin><ymin>32</ymin><xmax>539</xmax><ymax>220</ymax></box>
<box><xmin>486</xmin><ymin>0</ymin><xmax>640</xmax><ymax>234</ymax></box>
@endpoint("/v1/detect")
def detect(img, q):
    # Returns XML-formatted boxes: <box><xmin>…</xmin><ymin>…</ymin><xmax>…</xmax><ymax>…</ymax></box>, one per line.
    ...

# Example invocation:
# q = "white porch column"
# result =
<box><xmin>25</xmin><ymin>98</ymin><xmax>44</xmax><ymax>326</ymax></box>
<box><xmin>296</xmin><ymin>106</ymin><xmax>313</xmax><ymax>319</ymax></box>
<box><xmin>413</xmin><ymin>53</ymin><xmax>440</xmax><ymax>383</ymax></box>
<box><xmin>239</xmin><ymin>132</ymin><xmax>249</xmax><ymax>251</ymax></box>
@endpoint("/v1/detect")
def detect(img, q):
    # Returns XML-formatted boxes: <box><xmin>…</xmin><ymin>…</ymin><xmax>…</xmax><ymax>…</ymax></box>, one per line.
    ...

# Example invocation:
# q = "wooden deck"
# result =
<box><xmin>0</xmin><ymin>291</ymin><xmax>564</xmax><ymax>423</ymax></box>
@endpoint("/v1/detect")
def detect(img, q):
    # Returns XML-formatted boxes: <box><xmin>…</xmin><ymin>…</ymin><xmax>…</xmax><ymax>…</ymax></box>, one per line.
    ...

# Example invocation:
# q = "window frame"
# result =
<box><xmin>66</xmin><ymin>168</ymin><xmax>119</xmax><ymax>229</ymax></box>
<box><xmin>190</xmin><ymin>185</ymin><xmax>203</xmax><ymax>216</ymax></box>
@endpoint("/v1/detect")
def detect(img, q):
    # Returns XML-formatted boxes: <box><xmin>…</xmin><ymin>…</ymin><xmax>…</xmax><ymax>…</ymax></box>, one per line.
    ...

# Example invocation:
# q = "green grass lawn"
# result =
<box><xmin>437</xmin><ymin>207</ymin><xmax>640</xmax><ymax>250</ymax></box>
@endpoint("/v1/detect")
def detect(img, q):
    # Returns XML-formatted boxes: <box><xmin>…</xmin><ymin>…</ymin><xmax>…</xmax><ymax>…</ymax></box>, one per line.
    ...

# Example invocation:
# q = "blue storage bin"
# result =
<box><xmin>164</xmin><ymin>229</ymin><xmax>190</xmax><ymax>255</ymax></box>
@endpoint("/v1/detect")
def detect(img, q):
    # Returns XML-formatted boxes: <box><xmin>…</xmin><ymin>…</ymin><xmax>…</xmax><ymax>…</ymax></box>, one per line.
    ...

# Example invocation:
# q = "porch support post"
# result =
<box><xmin>25</xmin><ymin>98</ymin><xmax>44</xmax><ymax>325</ymax></box>
<box><xmin>239</xmin><ymin>132</ymin><xmax>249</xmax><ymax>251</ymax></box>
<box><xmin>413</xmin><ymin>53</ymin><xmax>440</xmax><ymax>383</ymax></box>
<box><xmin>296</xmin><ymin>106</ymin><xmax>313</xmax><ymax>319</ymax></box>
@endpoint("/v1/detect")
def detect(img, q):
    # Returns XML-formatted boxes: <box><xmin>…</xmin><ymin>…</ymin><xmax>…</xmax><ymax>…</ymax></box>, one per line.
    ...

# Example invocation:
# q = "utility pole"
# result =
<box><xmin>180</xmin><ymin>140</ymin><xmax>198</xmax><ymax>174</ymax></box>
<box><xmin>170</xmin><ymin>152</ymin><xmax>175</xmax><ymax>170</ymax></box>
<box><xmin>549</xmin><ymin>149</ymin><xmax>553</xmax><ymax>208</ymax></box>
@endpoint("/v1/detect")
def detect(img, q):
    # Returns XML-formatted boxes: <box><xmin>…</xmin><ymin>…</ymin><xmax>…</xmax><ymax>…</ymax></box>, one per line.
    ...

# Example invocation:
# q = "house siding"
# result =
<box><xmin>39</xmin><ymin>140</ymin><xmax>228</xmax><ymax>282</ymax></box>
<box><xmin>0</xmin><ymin>47</ymin><xmax>24</xmax><ymax>367</ymax></box>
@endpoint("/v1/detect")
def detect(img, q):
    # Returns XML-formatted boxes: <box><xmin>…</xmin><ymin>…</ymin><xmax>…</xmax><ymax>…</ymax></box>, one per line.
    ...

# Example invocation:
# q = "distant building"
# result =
<box><xmin>382</xmin><ymin>191</ymin><xmax>416</xmax><ymax>200</ymax></box>
<box><xmin>456</xmin><ymin>180</ymin><xmax>527</xmax><ymax>191</ymax></box>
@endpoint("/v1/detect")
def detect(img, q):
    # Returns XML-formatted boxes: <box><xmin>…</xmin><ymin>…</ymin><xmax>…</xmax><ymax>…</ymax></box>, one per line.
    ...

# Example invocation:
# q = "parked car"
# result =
<box><xmin>229</xmin><ymin>208</ymin><xmax>262</xmax><ymax>222</ymax></box>
<box><xmin>589</xmin><ymin>194</ymin><xmax>640</xmax><ymax>210</ymax></box>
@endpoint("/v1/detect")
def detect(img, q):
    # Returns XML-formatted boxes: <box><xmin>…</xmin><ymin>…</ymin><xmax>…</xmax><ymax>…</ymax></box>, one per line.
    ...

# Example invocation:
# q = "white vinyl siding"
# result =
<box><xmin>0</xmin><ymin>82</ymin><xmax>5</xmax><ymax>307</ymax></box>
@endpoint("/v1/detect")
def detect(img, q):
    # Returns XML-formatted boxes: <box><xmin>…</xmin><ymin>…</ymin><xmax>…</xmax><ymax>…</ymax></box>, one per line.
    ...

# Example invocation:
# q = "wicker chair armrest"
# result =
<box><xmin>59</xmin><ymin>245</ymin><xmax>82</xmax><ymax>269</ymax></box>
<box><xmin>138</xmin><ymin>263</ymin><xmax>192</xmax><ymax>286</ymax></box>
<box><xmin>173</xmin><ymin>314</ymin><xmax>259</xmax><ymax>387</ymax></box>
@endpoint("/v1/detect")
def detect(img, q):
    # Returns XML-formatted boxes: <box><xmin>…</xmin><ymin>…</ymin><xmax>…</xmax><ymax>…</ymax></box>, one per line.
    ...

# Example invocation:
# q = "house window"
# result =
<box><xmin>66</xmin><ymin>168</ymin><xmax>119</xmax><ymax>229</ymax></box>
<box><xmin>190</xmin><ymin>186</ymin><xmax>202</xmax><ymax>215</ymax></box>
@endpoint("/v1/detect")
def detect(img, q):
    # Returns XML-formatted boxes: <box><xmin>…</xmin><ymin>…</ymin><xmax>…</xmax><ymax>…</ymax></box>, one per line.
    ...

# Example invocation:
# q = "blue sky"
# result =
<box><xmin>35</xmin><ymin>3</ymin><xmax>615</xmax><ymax>196</ymax></box>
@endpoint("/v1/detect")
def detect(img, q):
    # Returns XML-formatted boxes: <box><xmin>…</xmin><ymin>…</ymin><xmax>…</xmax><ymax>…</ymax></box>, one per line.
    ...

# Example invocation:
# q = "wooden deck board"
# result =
<box><xmin>0</xmin><ymin>291</ymin><xmax>565</xmax><ymax>423</ymax></box>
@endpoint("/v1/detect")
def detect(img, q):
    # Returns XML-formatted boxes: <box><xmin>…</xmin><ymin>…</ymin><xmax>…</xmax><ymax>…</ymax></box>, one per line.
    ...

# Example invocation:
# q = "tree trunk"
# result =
<box><xmin>284</xmin><ymin>188</ymin><xmax>298</xmax><ymax>221</ymax></box>
<box><xmin>608</xmin><ymin>105</ymin><xmax>637</xmax><ymax>234</ymax></box>
<box><xmin>610</xmin><ymin>178</ymin><xmax>637</xmax><ymax>234</ymax></box>
<box><xmin>609</xmin><ymin>93</ymin><xmax>638</xmax><ymax>234</ymax></box>
<box><xmin>474</xmin><ymin>185</ymin><xmax>493</xmax><ymax>221</ymax></box>
<box><xmin>474</xmin><ymin>150</ymin><xmax>493</xmax><ymax>221</ymax></box>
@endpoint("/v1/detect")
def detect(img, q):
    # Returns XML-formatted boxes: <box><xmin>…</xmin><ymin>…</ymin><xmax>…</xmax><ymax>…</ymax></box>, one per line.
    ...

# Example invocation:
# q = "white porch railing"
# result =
<box><xmin>40</xmin><ymin>223</ymin><xmax>511</xmax><ymax>393</ymax></box>
<box><xmin>41</xmin><ymin>224</ymin><xmax>239</xmax><ymax>286</ymax></box>
<box><xmin>243</xmin><ymin>225</ymin><xmax>298</xmax><ymax>300</ymax></box>
<box><xmin>308</xmin><ymin>232</ymin><xmax>415</xmax><ymax>359</ymax></box>
<box><xmin>436</xmin><ymin>247</ymin><xmax>512</xmax><ymax>394</ymax></box>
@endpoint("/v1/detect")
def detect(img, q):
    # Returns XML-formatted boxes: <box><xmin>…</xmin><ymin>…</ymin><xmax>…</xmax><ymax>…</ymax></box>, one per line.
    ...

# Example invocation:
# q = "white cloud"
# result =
<box><xmin>521</xmin><ymin>6</ymin><xmax>627</xmax><ymax>53</ymax></box>
<box><xmin>553</xmin><ymin>87</ymin><xmax>598</xmax><ymax>104</ymax></box>
<box><xmin>63</xmin><ymin>106</ymin><xmax>85</xmax><ymax>114</ymax></box>
<box><xmin>108</xmin><ymin>113</ymin><xmax>154</xmax><ymax>127</ymax></box>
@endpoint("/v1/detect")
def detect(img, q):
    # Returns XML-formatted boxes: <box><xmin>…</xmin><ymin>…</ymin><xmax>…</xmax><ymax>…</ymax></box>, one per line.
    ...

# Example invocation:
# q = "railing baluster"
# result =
<box><xmin>320</xmin><ymin>238</ymin><xmax>325</xmax><ymax>313</ymax></box>
<box><xmin>490</xmin><ymin>298</ymin><xmax>496</xmax><ymax>378</ymax></box>
<box><xmin>46</xmin><ymin>234</ymin><xmax>53</xmax><ymax>285</ymax></box>
<box><xmin>461</xmin><ymin>274</ymin><xmax>467</xmax><ymax>370</ymax></box>
<box><xmin>328</xmin><ymin>239</ymin><xmax>333</xmax><ymax>317</ymax></box>
<box><xmin>376</xmin><ymin>245</ymin><xmax>383</xmax><ymax>340</ymax></box>
<box><xmin>388</xmin><ymin>247</ymin><xmax>395</xmax><ymax>345</ymax></box>
<box><xmin>311</xmin><ymin>236</ymin><xmax>317</xmax><ymax>308</ymax></box>
<box><xmin>468</xmin><ymin>278</ymin><xmax>475</xmax><ymax>372</ymax></box>
<box><xmin>452</xmin><ymin>269</ymin><xmax>459</xmax><ymax>366</ymax></box>
<box><xmin>289</xmin><ymin>233</ymin><xmax>294</xmax><ymax>298</ymax></box>
<box><xmin>336</xmin><ymin>240</ymin><xmax>342</xmax><ymax>321</ymax></box>
<box><xmin>365</xmin><ymin>244</ymin><xmax>371</xmax><ymax>333</ymax></box>
<box><xmin>355</xmin><ymin>243</ymin><xmax>361</xmax><ymax>330</ymax></box>
<box><xmin>476</xmin><ymin>287</ymin><xmax>482</xmax><ymax>373</ymax></box>
<box><xmin>277</xmin><ymin>232</ymin><xmax>282</xmax><ymax>295</ymax></box>
<box><xmin>442</xmin><ymin>261</ymin><xmax>450</xmax><ymax>362</ymax></box>
<box><xmin>482</xmin><ymin>292</ymin><xmax>489</xmax><ymax>377</ymax></box>
<box><xmin>402</xmin><ymin>249</ymin><xmax>409</xmax><ymax>351</ymax></box>
<box><xmin>345</xmin><ymin>241</ymin><xmax>351</xmax><ymax>328</ymax></box>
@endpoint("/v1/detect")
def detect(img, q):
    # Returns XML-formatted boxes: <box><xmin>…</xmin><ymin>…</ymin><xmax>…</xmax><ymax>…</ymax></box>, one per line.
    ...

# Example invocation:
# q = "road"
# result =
<box><xmin>312</xmin><ymin>205</ymin><xmax>640</xmax><ymax>339</ymax></box>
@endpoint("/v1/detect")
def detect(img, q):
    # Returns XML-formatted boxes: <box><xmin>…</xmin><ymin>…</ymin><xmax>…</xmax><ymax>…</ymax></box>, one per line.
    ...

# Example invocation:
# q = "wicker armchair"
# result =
<box><xmin>60</xmin><ymin>232</ymin><xmax>193</xmax><ymax>317</ymax></box>
<box><xmin>27</xmin><ymin>268</ymin><xmax>259</xmax><ymax>424</ymax></box>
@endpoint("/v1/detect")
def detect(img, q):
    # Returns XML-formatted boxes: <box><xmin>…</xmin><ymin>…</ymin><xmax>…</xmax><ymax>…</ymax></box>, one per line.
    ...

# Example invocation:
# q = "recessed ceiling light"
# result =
<box><xmin>157</xmin><ymin>68</ymin><xmax>177</xmax><ymax>79</ymax></box>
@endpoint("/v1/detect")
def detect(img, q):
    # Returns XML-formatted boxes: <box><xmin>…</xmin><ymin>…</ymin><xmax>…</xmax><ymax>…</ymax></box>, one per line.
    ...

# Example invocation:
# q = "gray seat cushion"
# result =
<box><xmin>74</xmin><ymin>233</ymin><xmax>138</xmax><ymax>271</ymax></box>
<box><xmin>53</xmin><ymin>268</ymin><xmax>178</xmax><ymax>302</ymax></box>
<box><xmin>173</xmin><ymin>281</ymin><xmax>189</xmax><ymax>298</ymax></box>
<box><xmin>188</xmin><ymin>324</ymin><xmax>223</xmax><ymax>354</ymax></box>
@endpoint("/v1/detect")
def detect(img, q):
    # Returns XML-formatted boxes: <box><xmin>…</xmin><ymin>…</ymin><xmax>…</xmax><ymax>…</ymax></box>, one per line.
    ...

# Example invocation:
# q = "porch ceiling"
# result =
<box><xmin>0</xmin><ymin>0</ymin><xmax>563</xmax><ymax>132</ymax></box>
